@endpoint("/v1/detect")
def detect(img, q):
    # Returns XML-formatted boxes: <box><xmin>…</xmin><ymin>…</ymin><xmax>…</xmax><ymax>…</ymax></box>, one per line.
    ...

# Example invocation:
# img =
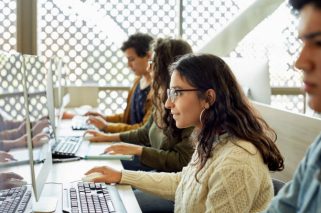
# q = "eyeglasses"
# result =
<box><xmin>167</xmin><ymin>88</ymin><xmax>199</xmax><ymax>102</ymax></box>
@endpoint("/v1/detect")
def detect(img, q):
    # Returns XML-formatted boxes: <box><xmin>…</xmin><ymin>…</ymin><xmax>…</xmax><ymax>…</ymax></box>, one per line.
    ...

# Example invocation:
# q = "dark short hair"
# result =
<box><xmin>120</xmin><ymin>33</ymin><xmax>154</xmax><ymax>57</ymax></box>
<box><xmin>289</xmin><ymin>0</ymin><xmax>321</xmax><ymax>10</ymax></box>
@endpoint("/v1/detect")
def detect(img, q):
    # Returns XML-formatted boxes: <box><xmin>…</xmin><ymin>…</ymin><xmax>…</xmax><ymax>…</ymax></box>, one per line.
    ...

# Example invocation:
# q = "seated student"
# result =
<box><xmin>86</xmin><ymin>38</ymin><xmax>194</xmax><ymax>172</ymax></box>
<box><xmin>65</xmin><ymin>33</ymin><xmax>154</xmax><ymax>133</ymax></box>
<box><xmin>85</xmin><ymin>54</ymin><xmax>284</xmax><ymax>212</ymax></box>
<box><xmin>264</xmin><ymin>0</ymin><xmax>321</xmax><ymax>212</ymax></box>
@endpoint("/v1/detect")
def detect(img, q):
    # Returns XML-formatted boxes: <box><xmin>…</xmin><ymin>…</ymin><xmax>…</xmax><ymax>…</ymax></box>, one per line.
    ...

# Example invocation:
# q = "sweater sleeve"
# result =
<box><xmin>120</xmin><ymin>170</ymin><xmax>181</xmax><ymax>201</ymax></box>
<box><xmin>206</xmin><ymin>163</ymin><xmax>260</xmax><ymax>213</ymax></box>
<box><xmin>118</xmin><ymin>116</ymin><xmax>153</xmax><ymax>146</ymax></box>
<box><xmin>140</xmin><ymin>128</ymin><xmax>194</xmax><ymax>172</ymax></box>
<box><xmin>104</xmin><ymin>105</ymin><xmax>152</xmax><ymax>133</ymax></box>
<box><xmin>105</xmin><ymin>113</ymin><xmax>124</xmax><ymax>123</ymax></box>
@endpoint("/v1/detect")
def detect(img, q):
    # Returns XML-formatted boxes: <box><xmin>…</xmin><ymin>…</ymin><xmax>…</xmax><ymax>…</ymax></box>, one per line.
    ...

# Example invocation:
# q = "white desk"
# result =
<box><xmin>57</xmin><ymin>119</ymin><xmax>141</xmax><ymax>213</ymax></box>
<box><xmin>1</xmin><ymin>120</ymin><xmax>141</xmax><ymax>213</ymax></box>
<box><xmin>48</xmin><ymin>157</ymin><xmax>141</xmax><ymax>213</ymax></box>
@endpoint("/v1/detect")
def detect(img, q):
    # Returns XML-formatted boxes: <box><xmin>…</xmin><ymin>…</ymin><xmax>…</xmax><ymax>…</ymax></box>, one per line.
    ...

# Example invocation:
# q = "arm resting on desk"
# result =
<box><xmin>120</xmin><ymin>170</ymin><xmax>181</xmax><ymax>201</ymax></box>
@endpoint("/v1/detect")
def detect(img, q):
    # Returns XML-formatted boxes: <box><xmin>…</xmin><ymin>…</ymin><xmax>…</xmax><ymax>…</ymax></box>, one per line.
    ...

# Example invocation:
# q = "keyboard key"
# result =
<box><xmin>0</xmin><ymin>186</ymin><xmax>31</xmax><ymax>213</ymax></box>
<box><xmin>63</xmin><ymin>182</ymin><xmax>128</xmax><ymax>213</ymax></box>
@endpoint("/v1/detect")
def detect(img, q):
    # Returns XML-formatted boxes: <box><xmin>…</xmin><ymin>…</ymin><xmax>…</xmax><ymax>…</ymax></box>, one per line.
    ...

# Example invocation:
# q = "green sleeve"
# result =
<box><xmin>119</xmin><ymin>116</ymin><xmax>153</xmax><ymax>146</ymax></box>
<box><xmin>140</xmin><ymin>127</ymin><xmax>194</xmax><ymax>172</ymax></box>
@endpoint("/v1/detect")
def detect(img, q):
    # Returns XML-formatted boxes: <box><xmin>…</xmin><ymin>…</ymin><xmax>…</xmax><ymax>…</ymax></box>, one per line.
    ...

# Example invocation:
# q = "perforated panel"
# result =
<box><xmin>0</xmin><ymin>51</ymin><xmax>23</xmax><ymax>93</ymax></box>
<box><xmin>182</xmin><ymin>0</ymin><xmax>242</xmax><ymax>48</ymax></box>
<box><xmin>230</xmin><ymin>3</ymin><xmax>304</xmax><ymax>111</ymax></box>
<box><xmin>0</xmin><ymin>0</ymin><xmax>16</xmax><ymax>52</ymax></box>
<box><xmin>271</xmin><ymin>95</ymin><xmax>305</xmax><ymax>114</ymax></box>
<box><xmin>22</xmin><ymin>55</ymin><xmax>49</xmax><ymax>120</ymax></box>
<box><xmin>0</xmin><ymin>95</ymin><xmax>25</xmax><ymax>120</ymax></box>
<box><xmin>98</xmin><ymin>90</ymin><xmax>128</xmax><ymax>115</ymax></box>
<box><xmin>38</xmin><ymin>0</ymin><xmax>177</xmax><ymax>87</ymax></box>
<box><xmin>0</xmin><ymin>52</ymin><xmax>25</xmax><ymax>120</ymax></box>
<box><xmin>0</xmin><ymin>1</ymin><xmax>310</xmax><ymax>117</ymax></box>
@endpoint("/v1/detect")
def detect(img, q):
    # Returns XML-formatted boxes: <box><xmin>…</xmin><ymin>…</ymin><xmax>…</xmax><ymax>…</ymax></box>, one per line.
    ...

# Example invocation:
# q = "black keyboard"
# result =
<box><xmin>52</xmin><ymin>136</ymin><xmax>82</xmax><ymax>158</ymax></box>
<box><xmin>0</xmin><ymin>186</ymin><xmax>32</xmax><ymax>213</ymax></box>
<box><xmin>64</xmin><ymin>182</ymin><xmax>126</xmax><ymax>213</ymax></box>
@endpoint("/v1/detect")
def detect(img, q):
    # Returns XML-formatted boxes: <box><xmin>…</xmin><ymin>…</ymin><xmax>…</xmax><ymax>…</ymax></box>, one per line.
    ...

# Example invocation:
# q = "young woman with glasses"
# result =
<box><xmin>85</xmin><ymin>54</ymin><xmax>284</xmax><ymax>212</ymax></box>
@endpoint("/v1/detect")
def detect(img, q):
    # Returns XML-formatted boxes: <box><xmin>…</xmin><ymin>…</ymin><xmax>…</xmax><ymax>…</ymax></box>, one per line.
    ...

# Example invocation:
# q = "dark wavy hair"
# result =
<box><xmin>151</xmin><ymin>38</ymin><xmax>192</xmax><ymax>139</ymax></box>
<box><xmin>170</xmin><ymin>54</ymin><xmax>284</xmax><ymax>180</ymax></box>
<box><xmin>121</xmin><ymin>33</ymin><xmax>153</xmax><ymax>57</ymax></box>
<box><xmin>289</xmin><ymin>0</ymin><xmax>321</xmax><ymax>10</ymax></box>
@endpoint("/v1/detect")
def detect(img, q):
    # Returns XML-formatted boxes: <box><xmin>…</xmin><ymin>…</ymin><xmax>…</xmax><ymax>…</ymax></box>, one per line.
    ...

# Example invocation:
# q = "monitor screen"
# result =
<box><xmin>22</xmin><ymin>54</ymin><xmax>53</xmax><ymax>201</ymax></box>
<box><xmin>223</xmin><ymin>57</ymin><xmax>271</xmax><ymax>104</ymax></box>
<box><xmin>0</xmin><ymin>51</ymin><xmax>32</xmax><ymax>185</ymax></box>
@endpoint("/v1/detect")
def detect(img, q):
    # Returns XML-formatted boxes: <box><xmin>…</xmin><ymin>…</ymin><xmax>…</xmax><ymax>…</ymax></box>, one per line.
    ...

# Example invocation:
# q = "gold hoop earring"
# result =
<box><xmin>199</xmin><ymin>108</ymin><xmax>206</xmax><ymax>126</ymax></box>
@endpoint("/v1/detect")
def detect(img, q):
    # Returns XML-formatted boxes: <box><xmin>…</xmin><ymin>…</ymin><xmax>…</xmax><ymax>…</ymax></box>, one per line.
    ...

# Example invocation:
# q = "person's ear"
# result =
<box><xmin>205</xmin><ymin>89</ymin><xmax>216</xmax><ymax>109</ymax></box>
<box><xmin>146</xmin><ymin>51</ymin><xmax>153</xmax><ymax>59</ymax></box>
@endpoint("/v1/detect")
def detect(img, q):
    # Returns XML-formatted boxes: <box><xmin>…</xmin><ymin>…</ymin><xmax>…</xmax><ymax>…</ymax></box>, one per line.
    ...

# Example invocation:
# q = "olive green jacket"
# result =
<box><xmin>120</xmin><ymin>115</ymin><xmax>194</xmax><ymax>172</ymax></box>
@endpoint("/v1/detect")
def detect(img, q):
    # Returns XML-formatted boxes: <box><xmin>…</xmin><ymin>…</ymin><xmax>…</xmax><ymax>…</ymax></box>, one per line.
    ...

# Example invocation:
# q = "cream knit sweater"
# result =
<box><xmin>120</xmin><ymin>137</ymin><xmax>273</xmax><ymax>213</ymax></box>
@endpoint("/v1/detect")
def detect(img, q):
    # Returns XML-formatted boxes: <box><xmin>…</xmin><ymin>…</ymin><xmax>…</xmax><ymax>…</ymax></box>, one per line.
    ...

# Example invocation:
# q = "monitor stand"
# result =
<box><xmin>33</xmin><ymin>197</ymin><xmax>57</xmax><ymax>213</ymax></box>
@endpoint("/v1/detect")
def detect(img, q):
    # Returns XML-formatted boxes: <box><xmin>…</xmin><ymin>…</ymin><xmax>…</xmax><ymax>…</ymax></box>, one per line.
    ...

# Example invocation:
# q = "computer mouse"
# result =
<box><xmin>83</xmin><ymin>134</ymin><xmax>93</xmax><ymax>141</ymax></box>
<box><xmin>82</xmin><ymin>172</ymin><xmax>104</xmax><ymax>182</ymax></box>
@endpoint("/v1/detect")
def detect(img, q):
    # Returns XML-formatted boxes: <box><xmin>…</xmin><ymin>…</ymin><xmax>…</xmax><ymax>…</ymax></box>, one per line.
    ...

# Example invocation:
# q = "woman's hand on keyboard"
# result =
<box><xmin>104</xmin><ymin>143</ymin><xmax>143</xmax><ymax>156</ymax></box>
<box><xmin>87</xmin><ymin>116</ymin><xmax>108</xmax><ymax>131</ymax></box>
<box><xmin>85</xmin><ymin>166</ymin><xmax>122</xmax><ymax>184</ymax></box>
<box><xmin>84</xmin><ymin>111</ymin><xmax>105</xmax><ymax>119</ymax></box>
<box><xmin>84</xmin><ymin>130</ymin><xmax>121</xmax><ymax>142</ymax></box>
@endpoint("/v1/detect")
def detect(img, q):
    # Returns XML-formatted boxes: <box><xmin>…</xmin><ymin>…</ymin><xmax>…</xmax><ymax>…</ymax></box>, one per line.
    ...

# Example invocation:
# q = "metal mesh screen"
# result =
<box><xmin>98</xmin><ymin>90</ymin><xmax>128</xmax><ymax>115</ymax></box>
<box><xmin>23</xmin><ymin>55</ymin><xmax>49</xmax><ymax>120</ymax></box>
<box><xmin>182</xmin><ymin>0</ymin><xmax>243</xmax><ymax>48</ymax></box>
<box><xmin>0</xmin><ymin>1</ymin><xmax>308</xmax><ymax>117</ymax></box>
<box><xmin>0</xmin><ymin>0</ymin><xmax>16</xmax><ymax>52</ymax></box>
<box><xmin>0</xmin><ymin>52</ymin><xmax>25</xmax><ymax>120</ymax></box>
<box><xmin>229</xmin><ymin>2</ymin><xmax>304</xmax><ymax>112</ymax></box>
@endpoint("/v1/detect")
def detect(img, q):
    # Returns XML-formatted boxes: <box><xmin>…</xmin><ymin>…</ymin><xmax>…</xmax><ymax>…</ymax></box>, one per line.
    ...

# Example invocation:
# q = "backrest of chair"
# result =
<box><xmin>253</xmin><ymin>101</ymin><xmax>321</xmax><ymax>182</ymax></box>
<box><xmin>272</xmin><ymin>178</ymin><xmax>285</xmax><ymax>196</ymax></box>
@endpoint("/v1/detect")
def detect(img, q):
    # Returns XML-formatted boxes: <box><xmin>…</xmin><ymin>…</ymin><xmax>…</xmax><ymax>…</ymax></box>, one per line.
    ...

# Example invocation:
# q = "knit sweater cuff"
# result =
<box><xmin>120</xmin><ymin>170</ymin><xmax>177</xmax><ymax>201</ymax></box>
<box><xmin>120</xmin><ymin>170</ymin><xmax>139</xmax><ymax>185</ymax></box>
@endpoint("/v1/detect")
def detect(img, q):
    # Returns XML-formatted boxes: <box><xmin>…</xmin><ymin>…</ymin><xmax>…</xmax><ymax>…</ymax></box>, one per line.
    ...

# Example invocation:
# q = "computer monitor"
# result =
<box><xmin>48</xmin><ymin>57</ymin><xmax>66</xmax><ymax>109</ymax></box>
<box><xmin>22</xmin><ymin>54</ymin><xmax>57</xmax><ymax>212</ymax></box>
<box><xmin>46</xmin><ymin>58</ymin><xmax>70</xmax><ymax>131</ymax></box>
<box><xmin>222</xmin><ymin>57</ymin><xmax>271</xmax><ymax>104</ymax></box>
